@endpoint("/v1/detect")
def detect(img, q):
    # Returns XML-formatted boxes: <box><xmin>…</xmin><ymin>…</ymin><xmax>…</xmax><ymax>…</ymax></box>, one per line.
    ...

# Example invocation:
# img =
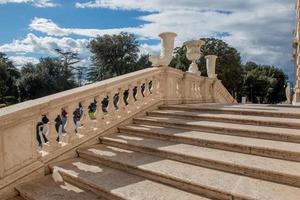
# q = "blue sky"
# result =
<box><xmin>0</xmin><ymin>0</ymin><xmax>296</xmax><ymax>81</ymax></box>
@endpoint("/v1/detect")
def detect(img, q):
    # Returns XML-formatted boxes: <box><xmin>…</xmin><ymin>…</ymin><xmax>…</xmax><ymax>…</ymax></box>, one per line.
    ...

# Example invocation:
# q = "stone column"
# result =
<box><xmin>294</xmin><ymin>0</ymin><xmax>300</xmax><ymax>104</ymax></box>
<box><xmin>286</xmin><ymin>82</ymin><xmax>291</xmax><ymax>104</ymax></box>
<box><xmin>205</xmin><ymin>55</ymin><xmax>218</xmax><ymax>79</ymax></box>
<box><xmin>184</xmin><ymin>40</ymin><xmax>205</xmax><ymax>75</ymax></box>
<box><xmin>149</xmin><ymin>32</ymin><xmax>177</xmax><ymax>67</ymax></box>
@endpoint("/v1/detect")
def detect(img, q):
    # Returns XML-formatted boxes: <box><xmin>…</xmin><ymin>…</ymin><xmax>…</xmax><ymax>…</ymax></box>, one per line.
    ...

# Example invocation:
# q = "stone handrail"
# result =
<box><xmin>0</xmin><ymin>66</ymin><xmax>235</xmax><ymax>195</ymax></box>
<box><xmin>0</xmin><ymin>67</ymin><xmax>162</xmax><ymax>177</ymax></box>
<box><xmin>214</xmin><ymin>79</ymin><xmax>237</xmax><ymax>103</ymax></box>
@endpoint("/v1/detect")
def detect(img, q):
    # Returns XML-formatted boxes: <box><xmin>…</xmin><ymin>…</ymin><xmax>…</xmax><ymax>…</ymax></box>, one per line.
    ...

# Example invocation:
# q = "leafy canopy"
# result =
<box><xmin>88</xmin><ymin>32</ymin><xmax>151</xmax><ymax>82</ymax></box>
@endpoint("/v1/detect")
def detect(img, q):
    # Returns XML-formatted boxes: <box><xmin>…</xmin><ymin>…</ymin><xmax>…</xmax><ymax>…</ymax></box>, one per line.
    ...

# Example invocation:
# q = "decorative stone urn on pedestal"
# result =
<box><xmin>205</xmin><ymin>55</ymin><xmax>218</xmax><ymax>79</ymax></box>
<box><xmin>184</xmin><ymin>40</ymin><xmax>205</xmax><ymax>75</ymax></box>
<box><xmin>149</xmin><ymin>32</ymin><xmax>177</xmax><ymax>67</ymax></box>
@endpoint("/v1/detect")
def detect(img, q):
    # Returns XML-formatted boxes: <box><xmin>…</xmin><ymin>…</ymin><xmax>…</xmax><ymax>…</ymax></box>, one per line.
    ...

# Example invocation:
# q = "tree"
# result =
<box><xmin>135</xmin><ymin>54</ymin><xmax>152</xmax><ymax>71</ymax></box>
<box><xmin>0</xmin><ymin>62</ymin><xmax>9</xmax><ymax>103</ymax></box>
<box><xmin>242</xmin><ymin>62</ymin><xmax>287</xmax><ymax>104</ymax></box>
<box><xmin>17</xmin><ymin>57</ymin><xmax>77</xmax><ymax>101</ymax></box>
<box><xmin>74</xmin><ymin>66</ymin><xmax>87</xmax><ymax>86</ymax></box>
<box><xmin>55</xmin><ymin>48</ymin><xmax>82</xmax><ymax>82</ymax></box>
<box><xmin>0</xmin><ymin>52</ymin><xmax>20</xmax><ymax>105</ymax></box>
<box><xmin>88</xmin><ymin>32</ymin><xmax>146</xmax><ymax>82</ymax></box>
<box><xmin>170</xmin><ymin>38</ymin><xmax>244</xmax><ymax>100</ymax></box>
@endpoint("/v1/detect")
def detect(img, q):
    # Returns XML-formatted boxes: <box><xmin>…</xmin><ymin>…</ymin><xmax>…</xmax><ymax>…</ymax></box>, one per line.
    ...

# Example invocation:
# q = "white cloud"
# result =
<box><xmin>0</xmin><ymin>33</ymin><xmax>91</xmax><ymax>67</ymax></box>
<box><xmin>9</xmin><ymin>56</ymin><xmax>39</xmax><ymax>67</ymax></box>
<box><xmin>0</xmin><ymin>33</ymin><xmax>90</xmax><ymax>56</ymax></box>
<box><xmin>73</xmin><ymin>0</ymin><xmax>295</xmax><ymax>79</ymax></box>
<box><xmin>139</xmin><ymin>43</ymin><xmax>160</xmax><ymax>55</ymax></box>
<box><xmin>0</xmin><ymin>0</ymin><xmax>57</xmax><ymax>7</ymax></box>
<box><xmin>29</xmin><ymin>17</ymin><xmax>138</xmax><ymax>37</ymax></box>
<box><xmin>1</xmin><ymin>0</ymin><xmax>296</xmax><ymax>79</ymax></box>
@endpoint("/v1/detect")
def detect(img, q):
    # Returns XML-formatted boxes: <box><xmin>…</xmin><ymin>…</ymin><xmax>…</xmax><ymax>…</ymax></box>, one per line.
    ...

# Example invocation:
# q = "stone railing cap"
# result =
<box><xmin>205</xmin><ymin>55</ymin><xmax>218</xmax><ymax>59</ymax></box>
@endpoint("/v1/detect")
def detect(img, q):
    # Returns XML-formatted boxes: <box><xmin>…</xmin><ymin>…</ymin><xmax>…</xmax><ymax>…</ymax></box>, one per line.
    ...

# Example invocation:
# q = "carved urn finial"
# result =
<box><xmin>149</xmin><ymin>32</ymin><xmax>177</xmax><ymax>67</ymax></box>
<box><xmin>205</xmin><ymin>55</ymin><xmax>218</xmax><ymax>79</ymax></box>
<box><xmin>184</xmin><ymin>40</ymin><xmax>205</xmax><ymax>75</ymax></box>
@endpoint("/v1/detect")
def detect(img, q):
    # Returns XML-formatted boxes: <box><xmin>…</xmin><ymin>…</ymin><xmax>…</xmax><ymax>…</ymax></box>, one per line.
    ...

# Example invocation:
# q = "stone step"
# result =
<box><xmin>78</xmin><ymin>144</ymin><xmax>300</xmax><ymax>200</ymax></box>
<box><xmin>16</xmin><ymin>176</ymin><xmax>102</xmax><ymax>200</ymax></box>
<box><xmin>119</xmin><ymin>124</ymin><xmax>300</xmax><ymax>162</ymax></box>
<box><xmin>133</xmin><ymin>116</ymin><xmax>300</xmax><ymax>143</ymax></box>
<box><xmin>49</xmin><ymin>158</ymin><xmax>208</xmax><ymax>200</ymax></box>
<box><xmin>7</xmin><ymin>197</ymin><xmax>26</xmax><ymax>200</ymax></box>
<box><xmin>159</xmin><ymin>104</ymin><xmax>300</xmax><ymax>118</ymax></box>
<box><xmin>100</xmin><ymin>133</ymin><xmax>300</xmax><ymax>187</ymax></box>
<box><xmin>148</xmin><ymin>109</ymin><xmax>300</xmax><ymax>129</ymax></box>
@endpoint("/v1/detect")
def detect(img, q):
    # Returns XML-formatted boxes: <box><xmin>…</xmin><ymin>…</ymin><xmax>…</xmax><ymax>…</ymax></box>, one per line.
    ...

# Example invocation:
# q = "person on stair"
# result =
<box><xmin>36</xmin><ymin>115</ymin><xmax>49</xmax><ymax>149</ymax></box>
<box><xmin>61</xmin><ymin>108</ymin><xmax>68</xmax><ymax>133</ymax></box>
<box><xmin>88</xmin><ymin>102</ymin><xmax>97</xmax><ymax>120</ymax></box>
<box><xmin>73</xmin><ymin>108</ymin><xmax>81</xmax><ymax>133</ymax></box>
<box><xmin>54</xmin><ymin>115</ymin><xmax>63</xmax><ymax>143</ymax></box>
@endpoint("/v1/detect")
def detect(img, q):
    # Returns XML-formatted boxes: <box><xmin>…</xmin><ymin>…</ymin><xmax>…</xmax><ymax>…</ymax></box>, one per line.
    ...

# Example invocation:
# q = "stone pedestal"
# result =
<box><xmin>286</xmin><ymin>82</ymin><xmax>291</xmax><ymax>104</ymax></box>
<box><xmin>205</xmin><ymin>55</ymin><xmax>218</xmax><ymax>79</ymax></box>
<box><xmin>149</xmin><ymin>32</ymin><xmax>177</xmax><ymax>67</ymax></box>
<box><xmin>184</xmin><ymin>40</ymin><xmax>205</xmax><ymax>75</ymax></box>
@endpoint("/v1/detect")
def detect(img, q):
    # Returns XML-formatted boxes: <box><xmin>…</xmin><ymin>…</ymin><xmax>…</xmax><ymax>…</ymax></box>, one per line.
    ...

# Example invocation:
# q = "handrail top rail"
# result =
<box><xmin>0</xmin><ymin>67</ymin><xmax>161</xmax><ymax>119</ymax></box>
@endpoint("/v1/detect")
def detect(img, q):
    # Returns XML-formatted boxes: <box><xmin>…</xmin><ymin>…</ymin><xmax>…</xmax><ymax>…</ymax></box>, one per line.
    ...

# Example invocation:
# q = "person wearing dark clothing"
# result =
<box><xmin>36</xmin><ymin>115</ymin><xmax>49</xmax><ymax>149</ymax></box>
<box><xmin>88</xmin><ymin>102</ymin><xmax>97</xmax><ymax>120</ymax></box>
<box><xmin>61</xmin><ymin>108</ymin><xmax>68</xmax><ymax>133</ymax></box>
<box><xmin>73</xmin><ymin>108</ymin><xmax>81</xmax><ymax>133</ymax></box>
<box><xmin>55</xmin><ymin>115</ymin><xmax>63</xmax><ymax>142</ymax></box>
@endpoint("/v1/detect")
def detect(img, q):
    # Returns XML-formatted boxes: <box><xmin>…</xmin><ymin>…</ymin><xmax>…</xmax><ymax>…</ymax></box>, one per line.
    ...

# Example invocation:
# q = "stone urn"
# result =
<box><xmin>184</xmin><ymin>40</ymin><xmax>205</xmax><ymax>75</ymax></box>
<box><xmin>205</xmin><ymin>55</ymin><xmax>218</xmax><ymax>79</ymax></box>
<box><xmin>149</xmin><ymin>32</ymin><xmax>177</xmax><ymax>67</ymax></box>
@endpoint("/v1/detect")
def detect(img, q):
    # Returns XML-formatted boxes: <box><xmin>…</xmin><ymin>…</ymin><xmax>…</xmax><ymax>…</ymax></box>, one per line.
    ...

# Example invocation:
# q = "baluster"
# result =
<box><xmin>126</xmin><ymin>84</ymin><xmax>135</xmax><ymax>113</ymax></box>
<box><xmin>64</xmin><ymin>103</ymin><xmax>80</xmax><ymax>143</ymax></box>
<box><xmin>152</xmin><ymin>76</ymin><xmax>160</xmax><ymax>99</ymax></box>
<box><xmin>36</xmin><ymin>114</ymin><xmax>49</xmax><ymax>156</ymax></box>
<box><xmin>47</xmin><ymin>109</ymin><xmax>61</xmax><ymax>148</ymax></box>
<box><xmin>80</xmin><ymin>99</ymin><xmax>94</xmax><ymax>134</ymax></box>
<box><xmin>65</xmin><ymin>103</ymin><xmax>78</xmax><ymax>134</ymax></box>
<box><xmin>117</xmin><ymin>86</ymin><xmax>127</xmax><ymax>117</ymax></box>
<box><xmin>196</xmin><ymin>81</ymin><xmax>200</xmax><ymax>100</ymax></box>
<box><xmin>136</xmin><ymin>81</ymin><xmax>143</xmax><ymax>107</ymax></box>
<box><xmin>143</xmin><ymin>79</ymin><xmax>150</xmax><ymax>104</ymax></box>
<box><xmin>95</xmin><ymin>94</ymin><xmax>106</xmax><ymax>126</ymax></box>
<box><xmin>106</xmin><ymin>90</ymin><xmax>117</xmax><ymax>124</ymax></box>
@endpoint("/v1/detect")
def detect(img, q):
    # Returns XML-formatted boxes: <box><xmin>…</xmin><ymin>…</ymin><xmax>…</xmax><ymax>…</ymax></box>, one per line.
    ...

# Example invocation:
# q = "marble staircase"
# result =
<box><xmin>13</xmin><ymin>103</ymin><xmax>300</xmax><ymax>200</ymax></box>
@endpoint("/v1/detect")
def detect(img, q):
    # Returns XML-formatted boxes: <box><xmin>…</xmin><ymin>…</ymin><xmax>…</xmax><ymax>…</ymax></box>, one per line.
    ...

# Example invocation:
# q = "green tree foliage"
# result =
<box><xmin>17</xmin><ymin>57</ymin><xmax>77</xmax><ymax>101</ymax></box>
<box><xmin>0</xmin><ymin>53</ymin><xmax>20</xmax><ymax>105</ymax></box>
<box><xmin>88</xmin><ymin>32</ymin><xmax>151</xmax><ymax>82</ymax></box>
<box><xmin>170</xmin><ymin>38</ymin><xmax>244</xmax><ymax>98</ymax></box>
<box><xmin>74</xmin><ymin>66</ymin><xmax>87</xmax><ymax>86</ymax></box>
<box><xmin>242</xmin><ymin>62</ymin><xmax>287</xmax><ymax>104</ymax></box>
<box><xmin>55</xmin><ymin>48</ymin><xmax>85</xmax><ymax>86</ymax></box>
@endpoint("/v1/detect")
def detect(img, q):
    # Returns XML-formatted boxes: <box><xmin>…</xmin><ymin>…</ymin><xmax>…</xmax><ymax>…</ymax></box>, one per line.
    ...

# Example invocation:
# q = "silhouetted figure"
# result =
<box><xmin>36</xmin><ymin>115</ymin><xmax>49</xmax><ymax>149</ymax></box>
<box><xmin>61</xmin><ymin>108</ymin><xmax>68</xmax><ymax>133</ymax></box>
<box><xmin>55</xmin><ymin>115</ymin><xmax>63</xmax><ymax>143</ymax></box>
<box><xmin>73</xmin><ymin>108</ymin><xmax>81</xmax><ymax>133</ymax></box>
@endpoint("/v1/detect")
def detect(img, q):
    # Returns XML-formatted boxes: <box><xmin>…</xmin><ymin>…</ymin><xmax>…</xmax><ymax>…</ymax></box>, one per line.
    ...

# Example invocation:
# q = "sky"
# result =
<box><xmin>0</xmin><ymin>0</ymin><xmax>296</xmax><ymax>81</ymax></box>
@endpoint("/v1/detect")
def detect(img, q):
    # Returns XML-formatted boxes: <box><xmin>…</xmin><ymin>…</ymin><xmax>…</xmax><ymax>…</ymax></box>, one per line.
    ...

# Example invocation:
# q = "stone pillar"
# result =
<box><xmin>205</xmin><ymin>55</ymin><xmax>218</xmax><ymax>79</ymax></box>
<box><xmin>286</xmin><ymin>82</ymin><xmax>291</xmax><ymax>104</ymax></box>
<box><xmin>294</xmin><ymin>0</ymin><xmax>300</xmax><ymax>104</ymax></box>
<box><xmin>184</xmin><ymin>40</ymin><xmax>205</xmax><ymax>75</ymax></box>
<box><xmin>149</xmin><ymin>32</ymin><xmax>177</xmax><ymax>67</ymax></box>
